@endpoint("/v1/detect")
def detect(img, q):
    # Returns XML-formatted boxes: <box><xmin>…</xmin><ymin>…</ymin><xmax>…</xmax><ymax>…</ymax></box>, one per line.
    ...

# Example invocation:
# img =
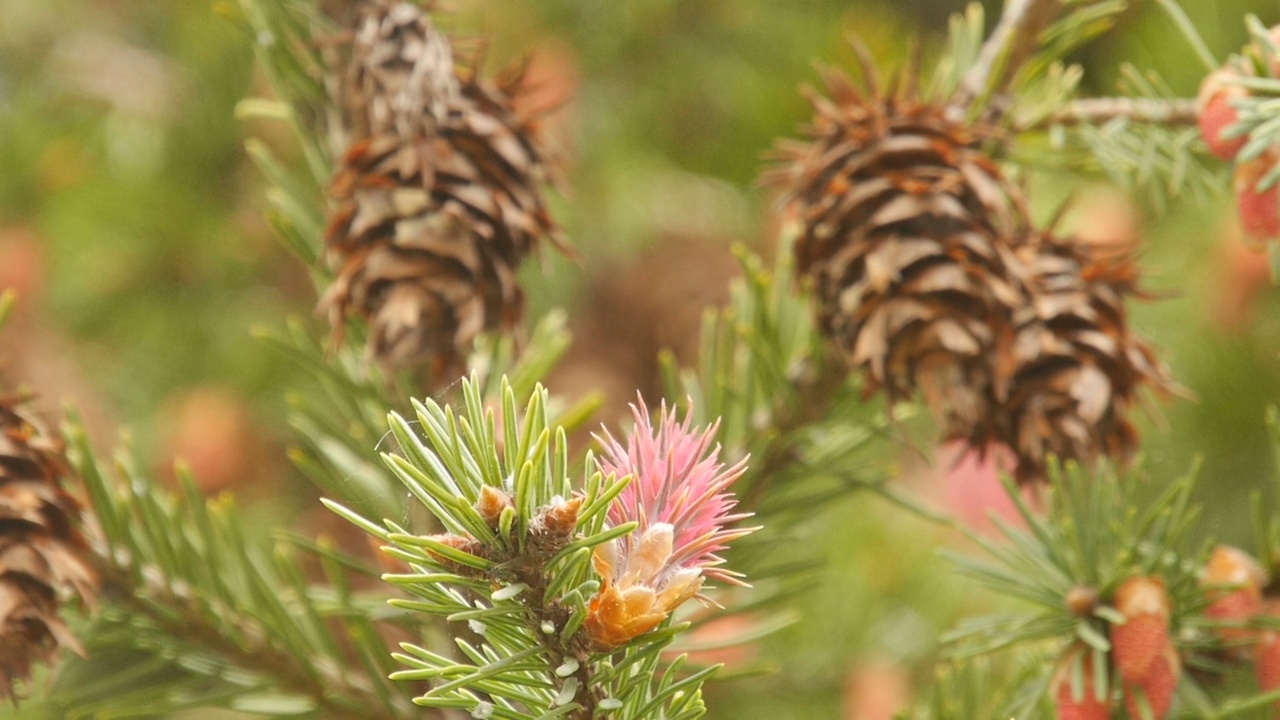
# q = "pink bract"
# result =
<box><xmin>594</xmin><ymin>400</ymin><xmax>755</xmax><ymax>587</ymax></box>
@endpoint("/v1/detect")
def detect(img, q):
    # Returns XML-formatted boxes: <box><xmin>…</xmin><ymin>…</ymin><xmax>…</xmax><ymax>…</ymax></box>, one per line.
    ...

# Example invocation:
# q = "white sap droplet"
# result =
<box><xmin>471</xmin><ymin>701</ymin><xmax>494</xmax><ymax>719</ymax></box>
<box><xmin>468</xmin><ymin>619</ymin><xmax>486</xmax><ymax>635</ymax></box>
<box><xmin>553</xmin><ymin>677</ymin><xmax>579</xmax><ymax>707</ymax></box>
<box><xmin>599</xmin><ymin>698</ymin><xmax>623</xmax><ymax>710</ymax></box>
<box><xmin>492</xmin><ymin>583</ymin><xmax>527</xmax><ymax>601</ymax></box>
<box><xmin>555</xmin><ymin>658</ymin><xmax>579</xmax><ymax>677</ymax></box>
<box><xmin>541</xmin><ymin>621</ymin><xmax>556</xmax><ymax>635</ymax></box>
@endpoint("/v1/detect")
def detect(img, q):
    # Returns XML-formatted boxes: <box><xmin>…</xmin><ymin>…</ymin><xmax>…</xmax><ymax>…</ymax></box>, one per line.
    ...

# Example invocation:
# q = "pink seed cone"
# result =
<box><xmin>1122</xmin><ymin>645</ymin><xmax>1179</xmax><ymax>720</ymax></box>
<box><xmin>1198</xmin><ymin>69</ymin><xmax>1248</xmax><ymax>160</ymax></box>
<box><xmin>1255</xmin><ymin>601</ymin><xmax>1280</xmax><ymax>711</ymax></box>
<box><xmin>1235</xmin><ymin>152</ymin><xmax>1280</xmax><ymax>243</ymax></box>
<box><xmin>1052</xmin><ymin>645</ymin><xmax>1112</xmax><ymax>720</ymax></box>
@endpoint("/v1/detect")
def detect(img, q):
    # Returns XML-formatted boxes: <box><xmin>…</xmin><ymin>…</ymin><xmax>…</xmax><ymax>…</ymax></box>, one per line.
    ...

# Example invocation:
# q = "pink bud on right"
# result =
<box><xmin>1202</xmin><ymin>545</ymin><xmax>1267</xmax><ymax>650</ymax></box>
<box><xmin>1199</xmin><ymin>69</ymin><xmax>1249</xmax><ymax>160</ymax></box>
<box><xmin>1235</xmin><ymin>151</ymin><xmax>1280</xmax><ymax>243</ymax></box>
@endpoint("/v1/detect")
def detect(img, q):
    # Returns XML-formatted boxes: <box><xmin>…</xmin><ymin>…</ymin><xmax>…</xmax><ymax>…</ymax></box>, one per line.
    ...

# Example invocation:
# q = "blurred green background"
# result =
<box><xmin>2</xmin><ymin>0</ymin><xmax>1280</xmax><ymax>717</ymax></box>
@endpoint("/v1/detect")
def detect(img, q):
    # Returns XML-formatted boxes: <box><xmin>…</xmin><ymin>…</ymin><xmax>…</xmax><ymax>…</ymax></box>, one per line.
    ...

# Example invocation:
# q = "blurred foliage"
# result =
<box><xmin>3</xmin><ymin>0</ymin><xmax>1280</xmax><ymax>718</ymax></box>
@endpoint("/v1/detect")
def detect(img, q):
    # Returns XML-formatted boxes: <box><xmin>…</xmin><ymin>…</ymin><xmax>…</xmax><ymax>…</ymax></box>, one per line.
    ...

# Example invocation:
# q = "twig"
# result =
<box><xmin>950</xmin><ymin>0</ymin><xmax>1063</xmax><ymax>114</ymax></box>
<box><xmin>1029</xmin><ymin>97</ymin><xmax>1200</xmax><ymax>130</ymax></box>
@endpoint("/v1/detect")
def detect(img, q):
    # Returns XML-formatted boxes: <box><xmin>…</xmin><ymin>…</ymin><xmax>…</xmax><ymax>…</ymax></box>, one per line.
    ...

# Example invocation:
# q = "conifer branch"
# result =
<box><xmin>1038</xmin><ymin>97</ymin><xmax>1200</xmax><ymax>128</ymax></box>
<box><xmin>332</xmin><ymin>378</ymin><xmax>754</xmax><ymax>719</ymax></box>
<box><xmin>62</xmin><ymin>415</ymin><xmax>416</xmax><ymax>719</ymax></box>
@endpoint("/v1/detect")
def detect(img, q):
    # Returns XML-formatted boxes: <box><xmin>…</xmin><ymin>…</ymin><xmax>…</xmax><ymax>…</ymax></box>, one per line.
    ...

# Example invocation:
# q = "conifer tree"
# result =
<box><xmin>9</xmin><ymin>1</ymin><xmax>1280</xmax><ymax>718</ymax></box>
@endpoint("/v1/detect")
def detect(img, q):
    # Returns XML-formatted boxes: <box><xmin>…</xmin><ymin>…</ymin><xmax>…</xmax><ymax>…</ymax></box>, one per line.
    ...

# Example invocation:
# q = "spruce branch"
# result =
<box><xmin>935</xmin><ymin>458</ymin><xmax>1225</xmax><ymax>715</ymax></box>
<box><xmin>1017</xmin><ymin>63</ymin><xmax>1223</xmax><ymax>213</ymax></box>
<box><xmin>61</xmin><ymin>413</ymin><xmax>416</xmax><ymax>719</ymax></box>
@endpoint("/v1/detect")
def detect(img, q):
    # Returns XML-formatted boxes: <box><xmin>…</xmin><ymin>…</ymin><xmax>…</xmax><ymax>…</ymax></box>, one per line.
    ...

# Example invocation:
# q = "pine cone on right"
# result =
<box><xmin>766</xmin><ymin>52</ymin><xmax>1177</xmax><ymax>483</ymax></box>
<box><xmin>764</xmin><ymin>61</ymin><xmax>1029</xmax><ymax>446</ymax></box>
<box><xmin>999</xmin><ymin>235</ymin><xmax>1177</xmax><ymax>483</ymax></box>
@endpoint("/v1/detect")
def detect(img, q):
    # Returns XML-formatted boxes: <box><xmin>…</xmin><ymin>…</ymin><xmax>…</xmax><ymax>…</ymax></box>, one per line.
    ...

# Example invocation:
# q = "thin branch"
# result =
<box><xmin>1029</xmin><ymin>97</ymin><xmax>1200</xmax><ymax>130</ymax></box>
<box><xmin>950</xmin><ymin>0</ymin><xmax>1063</xmax><ymax>112</ymax></box>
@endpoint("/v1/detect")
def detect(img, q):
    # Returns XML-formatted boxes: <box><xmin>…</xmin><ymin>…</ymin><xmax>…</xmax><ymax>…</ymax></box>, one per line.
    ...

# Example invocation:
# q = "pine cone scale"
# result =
<box><xmin>0</xmin><ymin>398</ymin><xmax>96</xmax><ymax>699</ymax></box>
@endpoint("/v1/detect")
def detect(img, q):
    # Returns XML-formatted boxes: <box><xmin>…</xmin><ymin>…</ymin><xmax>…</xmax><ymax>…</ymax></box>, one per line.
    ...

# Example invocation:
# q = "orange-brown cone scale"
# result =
<box><xmin>0</xmin><ymin>396</ymin><xmax>97</xmax><ymax>700</ymax></box>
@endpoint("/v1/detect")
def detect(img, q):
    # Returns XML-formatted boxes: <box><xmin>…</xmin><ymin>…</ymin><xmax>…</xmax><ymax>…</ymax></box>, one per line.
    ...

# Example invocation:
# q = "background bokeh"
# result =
<box><xmin>2</xmin><ymin>0</ymin><xmax>1280</xmax><ymax>717</ymax></box>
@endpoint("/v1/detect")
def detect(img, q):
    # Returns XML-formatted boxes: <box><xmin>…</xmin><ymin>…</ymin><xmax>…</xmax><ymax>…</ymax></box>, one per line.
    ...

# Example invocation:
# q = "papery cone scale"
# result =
<box><xmin>0</xmin><ymin>396</ymin><xmax>97</xmax><ymax>700</ymax></box>
<box><xmin>998</xmin><ymin>234</ymin><xmax>1176</xmax><ymax>483</ymax></box>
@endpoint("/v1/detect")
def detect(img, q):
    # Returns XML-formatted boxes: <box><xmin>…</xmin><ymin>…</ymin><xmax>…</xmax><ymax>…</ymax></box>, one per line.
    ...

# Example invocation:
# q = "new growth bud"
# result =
<box><xmin>1052</xmin><ymin>644</ymin><xmax>1112</xmax><ymax>720</ymax></box>
<box><xmin>1202</xmin><ymin>545</ymin><xmax>1267</xmax><ymax>651</ymax></box>
<box><xmin>1235</xmin><ymin>150</ymin><xmax>1280</xmax><ymax>244</ymax></box>
<box><xmin>422</xmin><ymin>533</ymin><xmax>488</xmax><ymax>576</ymax></box>
<box><xmin>1198</xmin><ymin>69</ymin><xmax>1248</xmax><ymax>160</ymax></box>
<box><xmin>585</xmin><ymin>401</ymin><xmax>755</xmax><ymax>649</ymax></box>
<box><xmin>1111</xmin><ymin>576</ymin><xmax>1179</xmax><ymax>720</ymax></box>
<box><xmin>530</xmin><ymin>496</ymin><xmax>583</xmax><ymax>552</ymax></box>
<box><xmin>476</xmin><ymin>486</ymin><xmax>514</xmax><ymax>530</ymax></box>
<box><xmin>1256</xmin><ymin>600</ymin><xmax>1280</xmax><ymax>710</ymax></box>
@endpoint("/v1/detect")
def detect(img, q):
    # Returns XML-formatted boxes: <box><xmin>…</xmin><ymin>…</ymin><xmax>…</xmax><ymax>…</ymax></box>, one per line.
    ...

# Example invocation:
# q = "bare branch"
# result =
<box><xmin>1031</xmin><ymin>97</ymin><xmax>1200</xmax><ymax>129</ymax></box>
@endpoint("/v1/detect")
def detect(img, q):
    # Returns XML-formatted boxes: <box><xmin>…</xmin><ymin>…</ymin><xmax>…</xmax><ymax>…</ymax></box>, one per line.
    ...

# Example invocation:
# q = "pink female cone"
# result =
<box><xmin>1112</xmin><ymin>576</ymin><xmax>1179</xmax><ymax>719</ymax></box>
<box><xmin>587</xmin><ymin>401</ymin><xmax>756</xmax><ymax>648</ymax></box>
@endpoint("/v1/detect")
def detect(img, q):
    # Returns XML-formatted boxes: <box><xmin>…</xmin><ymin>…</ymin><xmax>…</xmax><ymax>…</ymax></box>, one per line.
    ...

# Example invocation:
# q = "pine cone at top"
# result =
<box><xmin>0</xmin><ymin>395</ymin><xmax>96</xmax><ymax>700</ymax></box>
<box><xmin>322</xmin><ymin>1</ymin><xmax>564</xmax><ymax>383</ymax></box>
<box><xmin>999</xmin><ymin>235</ymin><xmax>1177</xmax><ymax>483</ymax></box>
<box><xmin>763</xmin><ymin>59</ymin><xmax>1030</xmax><ymax>445</ymax></box>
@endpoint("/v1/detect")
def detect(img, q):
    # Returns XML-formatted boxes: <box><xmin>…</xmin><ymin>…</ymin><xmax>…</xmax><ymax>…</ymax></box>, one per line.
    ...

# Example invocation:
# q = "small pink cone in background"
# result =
<box><xmin>0</xmin><ymin>227</ymin><xmax>45</xmax><ymax>304</ymax></box>
<box><xmin>1254</xmin><ymin>599</ymin><xmax>1280</xmax><ymax>711</ymax></box>
<box><xmin>1202</xmin><ymin>545</ymin><xmax>1267</xmax><ymax>652</ymax></box>
<box><xmin>1209</xmin><ymin>226</ymin><xmax>1272</xmax><ymax>333</ymax></box>
<box><xmin>159</xmin><ymin>386</ymin><xmax>262</xmax><ymax>494</ymax></box>
<box><xmin>1052</xmin><ymin>644</ymin><xmax>1113</xmax><ymax>720</ymax></box>
<box><xmin>938</xmin><ymin>441</ymin><xmax>1024</xmax><ymax>535</ymax></box>
<box><xmin>843</xmin><ymin>659</ymin><xmax>910</xmax><ymax>720</ymax></box>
